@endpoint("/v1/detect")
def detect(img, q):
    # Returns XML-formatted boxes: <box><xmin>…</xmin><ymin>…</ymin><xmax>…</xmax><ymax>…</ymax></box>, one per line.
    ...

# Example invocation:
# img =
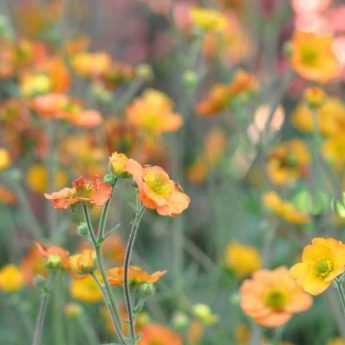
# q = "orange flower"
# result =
<box><xmin>139</xmin><ymin>323</ymin><xmax>182</xmax><ymax>345</ymax></box>
<box><xmin>45</xmin><ymin>176</ymin><xmax>112</xmax><ymax>209</ymax></box>
<box><xmin>129</xmin><ymin>164</ymin><xmax>190</xmax><ymax>217</ymax></box>
<box><xmin>0</xmin><ymin>185</ymin><xmax>16</xmax><ymax>204</ymax></box>
<box><xmin>20</xmin><ymin>245</ymin><xmax>46</xmax><ymax>284</ymax></box>
<box><xmin>108</xmin><ymin>266</ymin><xmax>166</xmax><ymax>286</ymax></box>
<box><xmin>31</xmin><ymin>93</ymin><xmax>69</xmax><ymax>118</ymax></box>
<box><xmin>71</xmin><ymin>52</ymin><xmax>112</xmax><ymax>78</ymax></box>
<box><xmin>103</xmin><ymin>234</ymin><xmax>125</xmax><ymax>264</ymax></box>
<box><xmin>69</xmin><ymin>249</ymin><xmax>96</xmax><ymax>275</ymax></box>
<box><xmin>290</xmin><ymin>31</ymin><xmax>341</xmax><ymax>83</ymax></box>
<box><xmin>36</xmin><ymin>242</ymin><xmax>69</xmax><ymax>270</ymax></box>
<box><xmin>126</xmin><ymin>89</ymin><xmax>183</xmax><ymax>135</ymax></box>
<box><xmin>240</xmin><ymin>267</ymin><xmax>312</xmax><ymax>328</ymax></box>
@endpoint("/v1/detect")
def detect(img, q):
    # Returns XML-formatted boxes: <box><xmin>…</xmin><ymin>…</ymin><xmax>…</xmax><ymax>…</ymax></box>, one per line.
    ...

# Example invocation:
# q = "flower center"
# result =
<box><xmin>145</xmin><ymin>172</ymin><xmax>172</xmax><ymax>197</ymax></box>
<box><xmin>315</xmin><ymin>259</ymin><xmax>333</xmax><ymax>278</ymax></box>
<box><xmin>265</xmin><ymin>290</ymin><xmax>286</xmax><ymax>311</ymax></box>
<box><xmin>301</xmin><ymin>47</ymin><xmax>318</xmax><ymax>66</ymax></box>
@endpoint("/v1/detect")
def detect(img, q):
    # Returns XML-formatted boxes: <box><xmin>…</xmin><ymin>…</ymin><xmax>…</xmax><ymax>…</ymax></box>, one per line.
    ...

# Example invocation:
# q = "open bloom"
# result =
<box><xmin>290</xmin><ymin>31</ymin><xmax>341</xmax><ymax>83</ymax></box>
<box><xmin>263</xmin><ymin>191</ymin><xmax>311</xmax><ymax>225</ymax></box>
<box><xmin>126</xmin><ymin>89</ymin><xmax>183</xmax><ymax>136</ymax></box>
<box><xmin>240</xmin><ymin>267</ymin><xmax>312</xmax><ymax>328</ymax></box>
<box><xmin>0</xmin><ymin>148</ymin><xmax>11</xmax><ymax>171</ymax></box>
<box><xmin>190</xmin><ymin>7</ymin><xmax>228</xmax><ymax>32</ymax></box>
<box><xmin>36</xmin><ymin>242</ymin><xmax>70</xmax><ymax>270</ymax></box>
<box><xmin>267</xmin><ymin>139</ymin><xmax>310</xmax><ymax>186</ymax></box>
<box><xmin>139</xmin><ymin>323</ymin><xmax>182</xmax><ymax>345</ymax></box>
<box><xmin>290</xmin><ymin>237</ymin><xmax>345</xmax><ymax>295</ymax></box>
<box><xmin>69</xmin><ymin>249</ymin><xmax>96</xmax><ymax>275</ymax></box>
<box><xmin>45</xmin><ymin>176</ymin><xmax>112</xmax><ymax>209</ymax></box>
<box><xmin>128</xmin><ymin>163</ymin><xmax>190</xmax><ymax>217</ymax></box>
<box><xmin>0</xmin><ymin>264</ymin><xmax>25</xmax><ymax>292</ymax></box>
<box><xmin>108</xmin><ymin>266</ymin><xmax>166</xmax><ymax>286</ymax></box>
<box><xmin>70</xmin><ymin>275</ymin><xmax>102</xmax><ymax>303</ymax></box>
<box><xmin>224</xmin><ymin>242</ymin><xmax>262</xmax><ymax>278</ymax></box>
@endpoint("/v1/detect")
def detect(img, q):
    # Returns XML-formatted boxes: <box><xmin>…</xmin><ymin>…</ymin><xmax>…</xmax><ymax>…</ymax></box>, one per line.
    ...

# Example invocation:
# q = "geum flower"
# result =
<box><xmin>139</xmin><ymin>323</ymin><xmax>182</xmax><ymax>345</ymax></box>
<box><xmin>36</xmin><ymin>242</ymin><xmax>70</xmax><ymax>270</ymax></box>
<box><xmin>69</xmin><ymin>249</ymin><xmax>96</xmax><ymax>275</ymax></box>
<box><xmin>0</xmin><ymin>264</ymin><xmax>25</xmax><ymax>292</ymax></box>
<box><xmin>290</xmin><ymin>31</ymin><xmax>341</xmax><ymax>83</ymax></box>
<box><xmin>290</xmin><ymin>237</ymin><xmax>345</xmax><ymax>295</ymax></box>
<box><xmin>45</xmin><ymin>176</ymin><xmax>112</xmax><ymax>209</ymax></box>
<box><xmin>108</xmin><ymin>266</ymin><xmax>166</xmax><ymax>286</ymax></box>
<box><xmin>240</xmin><ymin>267</ymin><xmax>312</xmax><ymax>328</ymax></box>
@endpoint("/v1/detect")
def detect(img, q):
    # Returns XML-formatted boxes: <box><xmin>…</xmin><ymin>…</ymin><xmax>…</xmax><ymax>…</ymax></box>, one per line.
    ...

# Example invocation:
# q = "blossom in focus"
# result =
<box><xmin>290</xmin><ymin>237</ymin><xmax>345</xmax><ymax>295</ymax></box>
<box><xmin>128</xmin><ymin>163</ymin><xmax>190</xmax><ymax>217</ymax></box>
<box><xmin>224</xmin><ymin>242</ymin><xmax>262</xmax><ymax>278</ymax></box>
<box><xmin>108</xmin><ymin>266</ymin><xmax>166</xmax><ymax>286</ymax></box>
<box><xmin>240</xmin><ymin>267</ymin><xmax>313</xmax><ymax>328</ymax></box>
<box><xmin>266</xmin><ymin>139</ymin><xmax>310</xmax><ymax>186</ymax></box>
<box><xmin>290</xmin><ymin>31</ymin><xmax>341</xmax><ymax>83</ymax></box>
<box><xmin>0</xmin><ymin>264</ymin><xmax>25</xmax><ymax>292</ymax></box>
<box><xmin>263</xmin><ymin>191</ymin><xmax>311</xmax><ymax>225</ymax></box>
<box><xmin>126</xmin><ymin>89</ymin><xmax>183</xmax><ymax>136</ymax></box>
<box><xmin>45</xmin><ymin>176</ymin><xmax>112</xmax><ymax>209</ymax></box>
<box><xmin>0</xmin><ymin>148</ymin><xmax>11</xmax><ymax>171</ymax></box>
<box><xmin>70</xmin><ymin>275</ymin><xmax>102</xmax><ymax>303</ymax></box>
<box><xmin>139</xmin><ymin>323</ymin><xmax>182</xmax><ymax>345</ymax></box>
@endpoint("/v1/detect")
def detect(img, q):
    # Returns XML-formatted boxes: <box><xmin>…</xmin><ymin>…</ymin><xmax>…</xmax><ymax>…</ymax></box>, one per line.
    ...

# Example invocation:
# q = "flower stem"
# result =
<box><xmin>123</xmin><ymin>202</ymin><xmax>145</xmax><ymax>344</ymax></box>
<box><xmin>335</xmin><ymin>278</ymin><xmax>345</xmax><ymax>316</ymax></box>
<box><xmin>82</xmin><ymin>204</ymin><xmax>127</xmax><ymax>345</ymax></box>
<box><xmin>31</xmin><ymin>273</ymin><xmax>55</xmax><ymax>345</ymax></box>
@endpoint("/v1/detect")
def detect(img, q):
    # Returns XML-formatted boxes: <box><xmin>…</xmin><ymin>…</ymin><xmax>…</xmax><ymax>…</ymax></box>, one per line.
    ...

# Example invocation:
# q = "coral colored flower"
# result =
<box><xmin>68</xmin><ymin>109</ymin><xmax>102</xmax><ymax>128</ymax></box>
<box><xmin>290</xmin><ymin>237</ymin><xmax>345</xmax><ymax>295</ymax></box>
<box><xmin>108</xmin><ymin>266</ymin><xmax>166</xmax><ymax>286</ymax></box>
<box><xmin>263</xmin><ymin>191</ymin><xmax>311</xmax><ymax>225</ymax></box>
<box><xmin>139</xmin><ymin>323</ymin><xmax>182</xmax><ymax>345</ymax></box>
<box><xmin>69</xmin><ymin>249</ymin><xmax>96</xmax><ymax>275</ymax></box>
<box><xmin>130</xmin><ymin>164</ymin><xmax>190</xmax><ymax>217</ymax></box>
<box><xmin>267</xmin><ymin>139</ymin><xmax>310</xmax><ymax>186</ymax></box>
<box><xmin>240</xmin><ymin>267</ymin><xmax>312</xmax><ymax>328</ymax></box>
<box><xmin>0</xmin><ymin>148</ymin><xmax>11</xmax><ymax>171</ymax></box>
<box><xmin>190</xmin><ymin>7</ymin><xmax>228</xmax><ymax>32</ymax></box>
<box><xmin>20</xmin><ymin>245</ymin><xmax>46</xmax><ymax>284</ymax></box>
<box><xmin>0</xmin><ymin>264</ymin><xmax>25</xmax><ymax>292</ymax></box>
<box><xmin>44</xmin><ymin>187</ymin><xmax>78</xmax><ymax>209</ymax></box>
<box><xmin>31</xmin><ymin>93</ymin><xmax>69</xmax><ymax>118</ymax></box>
<box><xmin>36</xmin><ymin>242</ymin><xmax>70</xmax><ymax>270</ymax></box>
<box><xmin>70</xmin><ymin>275</ymin><xmax>103</xmax><ymax>303</ymax></box>
<box><xmin>103</xmin><ymin>234</ymin><xmax>125</xmax><ymax>264</ymax></box>
<box><xmin>290</xmin><ymin>31</ymin><xmax>341</xmax><ymax>83</ymax></box>
<box><xmin>196</xmin><ymin>70</ymin><xmax>258</xmax><ymax>116</ymax></box>
<box><xmin>45</xmin><ymin>176</ymin><xmax>112</xmax><ymax>209</ymax></box>
<box><xmin>126</xmin><ymin>89</ymin><xmax>183</xmax><ymax>135</ymax></box>
<box><xmin>26</xmin><ymin>163</ymin><xmax>67</xmax><ymax>193</ymax></box>
<box><xmin>224</xmin><ymin>242</ymin><xmax>262</xmax><ymax>278</ymax></box>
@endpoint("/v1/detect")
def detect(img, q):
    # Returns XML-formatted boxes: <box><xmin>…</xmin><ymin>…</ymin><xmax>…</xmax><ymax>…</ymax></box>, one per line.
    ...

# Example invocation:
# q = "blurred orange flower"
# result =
<box><xmin>36</xmin><ymin>242</ymin><xmax>70</xmax><ymax>270</ymax></box>
<box><xmin>69</xmin><ymin>249</ymin><xmax>96</xmax><ymax>275</ymax></box>
<box><xmin>290</xmin><ymin>31</ymin><xmax>341</xmax><ymax>83</ymax></box>
<box><xmin>290</xmin><ymin>237</ymin><xmax>345</xmax><ymax>295</ymax></box>
<box><xmin>127</xmin><ymin>89</ymin><xmax>183</xmax><ymax>136</ymax></box>
<box><xmin>0</xmin><ymin>186</ymin><xmax>16</xmax><ymax>205</ymax></box>
<box><xmin>240</xmin><ymin>267</ymin><xmax>312</xmax><ymax>328</ymax></box>
<box><xmin>267</xmin><ymin>139</ymin><xmax>310</xmax><ymax>186</ymax></box>
<box><xmin>108</xmin><ymin>266</ymin><xmax>166</xmax><ymax>286</ymax></box>
<box><xmin>139</xmin><ymin>323</ymin><xmax>182</xmax><ymax>345</ymax></box>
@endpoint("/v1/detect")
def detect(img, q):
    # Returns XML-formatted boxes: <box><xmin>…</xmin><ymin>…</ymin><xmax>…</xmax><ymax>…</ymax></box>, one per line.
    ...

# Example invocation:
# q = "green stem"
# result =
<box><xmin>123</xmin><ymin>203</ymin><xmax>145</xmax><ymax>344</ymax></box>
<box><xmin>82</xmin><ymin>204</ymin><xmax>127</xmax><ymax>345</ymax></box>
<box><xmin>31</xmin><ymin>273</ymin><xmax>55</xmax><ymax>345</ymax></box>
<box><xmin>335</xmin><ymin>278</ymin><xmax>345</xmax><ymax>316</ymax></box>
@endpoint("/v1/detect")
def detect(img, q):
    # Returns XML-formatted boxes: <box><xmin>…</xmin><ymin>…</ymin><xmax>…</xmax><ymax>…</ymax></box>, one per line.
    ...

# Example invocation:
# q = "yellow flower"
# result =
<box><xmin>290</xmin><ymin>237</ymin><xmax>345</xmax><ymax>295</ymax></box>
<box><xmin>224</xmin><ymin>242</ymin><xmax>262</xmax><ymax>278</ymax></box>
<box><xmin>110</xmin><ymin>152</ymin><xmax>130</xmax><ymax>176</ymax></box>
<box><xmin>290</xmin><ymin>31</ymin><xmax>341</xmax><ymax>83</ymax></box>
<box><xmin>69</xmin><ymin>249</ymin><xmax>96</xmax><ymax>275</ymax></box>
<box><xmin>0</xmin><ymin>264</ymin><xmax>25</xmax><ymax>292</ymax></box>
<box><xmin>64</xmin><ymin>303</ymin><xmax>82</xmax><ymax>319</ymax></box>
<box><xmin>20</xmin><ymin>73</ymin><xmax>52</xmax><ymax>97</ymax></box>
<box><xmin>190</xmin><ymin>7</ymin><xmax>228</xmax><ymax>32</ymax></box>
<box><xmin>263</xmin><ymin>191</ymin><xmax>311</xmax><ymax>225</ymax></box>
<box><xmin>70</xmin><ymin>275</ymin><xmax>102</xmax><ymax>303</ymax></box>
<box><xmin>267</xmin><ymin>139</ymin><xmax>310</xmax><ymax>186</ymax></box>
<box><xmin>303</xmin><ymin>87</ymin><xmax>326</xmax><ymax>109</ymax></box>
<box><xmin>323</xmin><ymin>135</ymin><xmax>345</xmax><ymax>169</ymax></box>
<box><xmin>328</xmin><ymin>338</ymin><xmax>345</xmax><ymax>345</ymax></box>
<box><xmin>26</xmin><ymin>163</ymin><xmax>68</xmax><ymax>193</ymax></box>
<box><xmin>192</xmin><ymin>304</ymin><xmax>218</xmax><ymax>325</ymax></box>
<box><xmin>292</xmin><ymin>97</ymin><xmax>345</xmax><ymax>136</ymax></box>
<box><xmin>0</xmin><ymin>149</ymin><xmax>11</xmax><ymax>171</ymax></box>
